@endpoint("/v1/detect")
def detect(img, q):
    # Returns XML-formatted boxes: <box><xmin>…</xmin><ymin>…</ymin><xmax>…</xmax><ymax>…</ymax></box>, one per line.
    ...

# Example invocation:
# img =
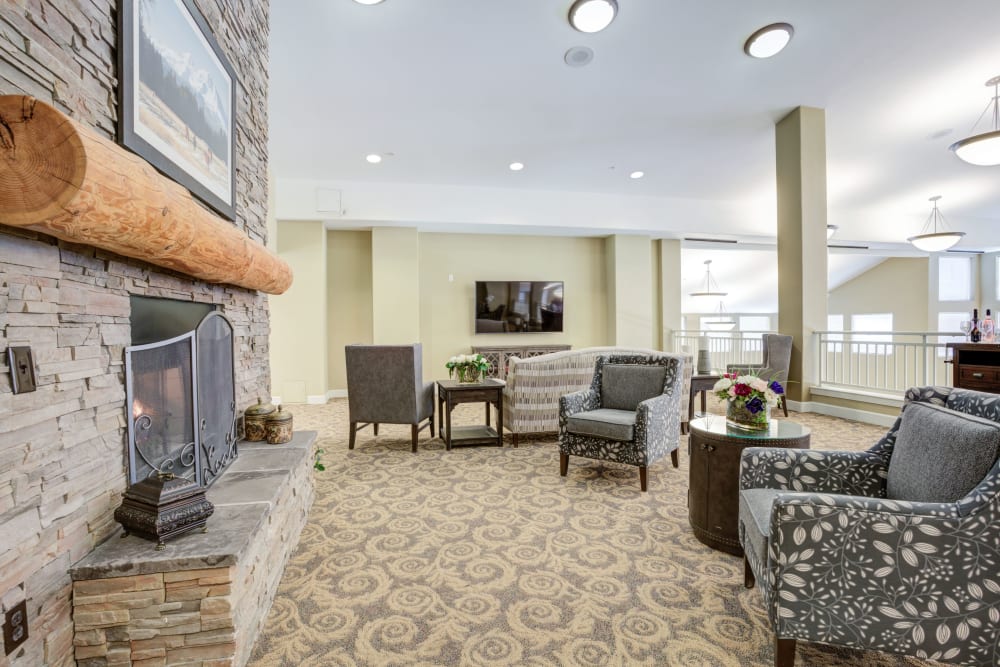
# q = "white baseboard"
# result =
<box><xmin>306</xmin><ymin>394</ymin><xmax>328</xmax><ymax>405</ymax></box>
<box><xmin>326</xmin><ymin>389</ymin><xmax>347</xmax><ymax>399</ymax></box>
<box><xmin>790</xmin><ymin>399</ymin><xmax>897</xmax><ymax>428</ymax></box>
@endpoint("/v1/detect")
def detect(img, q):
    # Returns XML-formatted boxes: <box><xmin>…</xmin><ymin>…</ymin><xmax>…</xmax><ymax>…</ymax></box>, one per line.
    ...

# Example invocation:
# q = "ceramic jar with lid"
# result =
<box><xmin>244</xmin><ymin>398</ymin><xmax>275</xmax><ymax>441</ymax></box>
<box><xmin>265</xmin><ymin>405</ymin><xmax>293</xmax><ymax>444</ymax></box>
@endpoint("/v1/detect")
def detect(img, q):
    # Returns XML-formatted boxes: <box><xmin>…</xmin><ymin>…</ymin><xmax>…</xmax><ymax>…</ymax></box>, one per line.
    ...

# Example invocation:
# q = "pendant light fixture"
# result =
<box><xmin>703</xmin><ymin>300</ymin><xmax>736</xmax><ymax>331</ymax></box>
<box><xmin>689</xmin><ymin>259</ymin><xmax>728</xmax><ymax>298</ymax></box>
<box><xmin>907</xmin><ymin>196</ymin><xmax>965</xmax><ymax>252</ymax></box>
<box><xmin>568</xmin><ymin>0</ymin><xmax>618</xmax><ymax>33</ymax></box>
<box><xmin>949</xmin><ymin>75</ymin><xmax>1000</xmax><ymax>166</ymax></box>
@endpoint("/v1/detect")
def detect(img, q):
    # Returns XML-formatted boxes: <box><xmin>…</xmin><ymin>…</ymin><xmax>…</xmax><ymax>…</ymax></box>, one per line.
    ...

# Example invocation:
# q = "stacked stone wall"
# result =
<box><xmin>0</xmin><ymin>1</ymin><xmax>271</xmax><ymax>664</ymax></box>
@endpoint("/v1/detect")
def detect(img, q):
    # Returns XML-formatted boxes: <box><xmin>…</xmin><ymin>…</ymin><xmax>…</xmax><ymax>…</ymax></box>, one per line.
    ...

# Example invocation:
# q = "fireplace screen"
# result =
<box><xmin>125</xmin><ymin>312</ymin><xmax>237</xmax><ymax>487</ymax></box>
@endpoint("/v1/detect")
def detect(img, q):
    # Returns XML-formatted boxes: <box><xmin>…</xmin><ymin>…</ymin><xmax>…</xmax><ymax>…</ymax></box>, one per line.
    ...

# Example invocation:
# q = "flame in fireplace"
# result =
<box><xmin>133</xmin><ymin>399</ymin><xmax>146</xmax><ymax>419</ymax></box>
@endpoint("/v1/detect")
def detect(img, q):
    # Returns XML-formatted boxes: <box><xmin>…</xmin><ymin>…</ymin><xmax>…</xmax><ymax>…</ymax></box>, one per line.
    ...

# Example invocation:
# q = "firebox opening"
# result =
<box><xmin>130</xmin><ymin>295</ymin><xmax>217</xmax><ymax>345</ymax></box>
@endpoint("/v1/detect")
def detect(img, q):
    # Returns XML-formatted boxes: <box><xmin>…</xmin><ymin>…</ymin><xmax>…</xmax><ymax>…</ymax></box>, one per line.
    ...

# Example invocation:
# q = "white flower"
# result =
<box><xmin>713</xmin><ymin>378</ymin><xmax>733</xmax><ymax>392</ymax></box>
<box><xmin>750</xmin><ymin>377</ymin><xmax>768</xmax><ymax>393</ymax></box>
<box><xmin>449</xmin><ymin>356</ymin><xmax>458</xmax><ymax>364</ymax></box>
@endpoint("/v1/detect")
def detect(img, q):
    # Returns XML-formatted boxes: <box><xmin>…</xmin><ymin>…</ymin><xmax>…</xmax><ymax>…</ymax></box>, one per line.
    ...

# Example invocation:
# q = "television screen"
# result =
<box><xmin>475</xmin><ymin>281</ymin><xmax>564</xmax><ymax>333</ymax></box>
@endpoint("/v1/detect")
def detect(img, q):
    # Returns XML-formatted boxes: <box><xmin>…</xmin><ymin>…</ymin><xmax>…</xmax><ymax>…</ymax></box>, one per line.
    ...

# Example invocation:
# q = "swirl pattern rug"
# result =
<box><xmin>249</xmin><ymin>400</ymin><xmax>942</xmax><ymax>667</ymax></box>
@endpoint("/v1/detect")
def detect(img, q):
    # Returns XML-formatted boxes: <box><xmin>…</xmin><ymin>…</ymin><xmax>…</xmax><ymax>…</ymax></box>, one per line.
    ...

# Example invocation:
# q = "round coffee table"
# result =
<box><xmin>687</xmin><ymin>416</ymin><xmax>811</xmax><ymax>555</ymax></box>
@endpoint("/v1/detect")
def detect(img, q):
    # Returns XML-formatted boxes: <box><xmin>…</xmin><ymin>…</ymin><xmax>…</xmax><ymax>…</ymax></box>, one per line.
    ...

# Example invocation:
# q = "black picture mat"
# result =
<box><xmin>117</xmin><ymin>0</ymin><xmax>238</xmax><ymax>220</ymax></box>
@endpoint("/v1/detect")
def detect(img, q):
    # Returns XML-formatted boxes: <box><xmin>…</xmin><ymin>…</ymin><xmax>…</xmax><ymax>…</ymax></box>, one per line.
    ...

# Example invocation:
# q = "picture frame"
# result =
<box><xmin>118</xmin><ymin>0</ymin><xmax>237</xmax><ymax>220</ymax></box>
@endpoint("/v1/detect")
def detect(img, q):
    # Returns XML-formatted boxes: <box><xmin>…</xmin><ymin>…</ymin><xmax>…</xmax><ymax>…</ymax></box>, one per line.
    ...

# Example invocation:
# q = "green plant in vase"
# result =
<box><xmin>446</xmin><ymin>353</ymin><xmax>490</xmax><ymax>383</ymax></box>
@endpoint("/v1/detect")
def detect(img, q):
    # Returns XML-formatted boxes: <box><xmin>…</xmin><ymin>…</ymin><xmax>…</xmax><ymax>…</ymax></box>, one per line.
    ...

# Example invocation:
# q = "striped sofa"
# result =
<box><xmin>502</xmin><ymin>347</ymin><xmax>692</xmax><ymax>446</ymax></box>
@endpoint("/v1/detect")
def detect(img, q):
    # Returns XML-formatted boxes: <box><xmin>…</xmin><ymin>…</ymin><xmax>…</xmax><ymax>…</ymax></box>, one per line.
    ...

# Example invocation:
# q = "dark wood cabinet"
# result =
<box><xmin>947</xmin><ymin>343</ymin><xmax>1000</xmax><ymax>394</ymax></box>
<box><xmin>687</xmin><ymin>417</ymin><xmax>810</xmax><ymax>556</ymax></box>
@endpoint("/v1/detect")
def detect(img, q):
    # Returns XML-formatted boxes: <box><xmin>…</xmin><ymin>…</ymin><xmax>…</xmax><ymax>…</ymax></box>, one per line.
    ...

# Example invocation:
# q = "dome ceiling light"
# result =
<box><xmin>568</xmin><ymin>0</ymin><xmax>618</xmax><ymax>34</ymax></box>
<box><xmin>949</xmin><ymin>75</ymin><xmax>1000</xmax><ymax>166</ymax></box>
<box><xmin>907</xmin><ymin>196</ymin><xmax>965</xmax><ymax>252</ymax></box>
<box><xmin>353</xmin><ymin>0</ymin><xmax>385</xmax><ymax>4</ymax></box>
<box><xmin>690</xmin><ymin>259</ymin><xmax>728</xmax><ymax>298</ymax></box>
<box><xmin>743</xmin><ymin>23</ymin><xmax>794</xmax><ymax>59</ymax></box>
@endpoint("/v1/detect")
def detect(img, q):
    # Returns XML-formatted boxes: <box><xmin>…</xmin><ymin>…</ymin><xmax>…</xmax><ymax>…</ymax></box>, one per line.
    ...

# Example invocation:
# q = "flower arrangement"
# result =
<box><xmin>712</xmin><ymin>371</ymin><xmax>784</xmax><ymax>430</ymax></box>
<box><xmin>446</xmin><ymin>353</ymin><xmax>490</xmax><ymax>383</ymax></box>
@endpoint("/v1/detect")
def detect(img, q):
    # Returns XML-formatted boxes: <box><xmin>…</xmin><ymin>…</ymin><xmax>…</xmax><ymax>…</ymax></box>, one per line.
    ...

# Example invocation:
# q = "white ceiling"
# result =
<box><xmin>268</xmin><ymin>0</ymin><xmax>1000</xmax><ymax>308</ymax></box>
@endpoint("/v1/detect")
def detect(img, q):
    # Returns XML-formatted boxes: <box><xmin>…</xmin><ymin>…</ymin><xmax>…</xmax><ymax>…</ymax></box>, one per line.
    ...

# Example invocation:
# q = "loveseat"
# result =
<box><xmin>502</xmin><ymin>346</ymin><xmax>692</xmax><ymax>446</ymax></box>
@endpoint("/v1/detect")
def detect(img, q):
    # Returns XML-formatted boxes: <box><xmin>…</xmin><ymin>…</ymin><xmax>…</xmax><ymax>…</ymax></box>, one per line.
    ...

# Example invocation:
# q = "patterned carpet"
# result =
<box><xmin>248</xmin><ymin>399</ymin><xmax>943</xmax><ymax>667</ymax></box>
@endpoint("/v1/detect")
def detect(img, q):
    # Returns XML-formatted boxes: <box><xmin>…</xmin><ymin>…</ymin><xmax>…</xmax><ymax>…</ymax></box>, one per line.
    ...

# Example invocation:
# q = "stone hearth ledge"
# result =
<box><xmin>68</xmin><ymin>431</ymin><xmax>317</xmax><ymax>667</ymax></box>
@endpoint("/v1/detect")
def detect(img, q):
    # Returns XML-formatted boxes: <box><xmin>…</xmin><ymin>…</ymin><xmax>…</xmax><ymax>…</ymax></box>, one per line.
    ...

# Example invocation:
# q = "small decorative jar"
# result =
<box><xmin>726</xmin><ymin>400</ymin><xmax>770</xmax><ymax>431</ymax></box>
<box><xmin>265</xmin><ymin>405</ymin><xmax>293</xmax><ymax>444</ymax></box>
<box><xmin>244</xmin><ymin>399</ymin><xmax>275</xmax><ymax>441</ymax></box>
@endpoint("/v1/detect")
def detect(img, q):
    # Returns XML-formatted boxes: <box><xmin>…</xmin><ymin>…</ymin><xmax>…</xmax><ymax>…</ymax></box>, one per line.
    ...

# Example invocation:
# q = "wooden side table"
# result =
<box><xmin>436</xmin><ymin>379</ymin><xmax>505</xmax><ymax>450</ymax></box>
<box><xmin>687</xmin><ymin>416</ymin><xmax>810</xmax><ymax>555</ymax></box>
<box><xmin>684</xmin><ymin>374</ymin><xmax>721</xmax><ymax>434</ymax></box>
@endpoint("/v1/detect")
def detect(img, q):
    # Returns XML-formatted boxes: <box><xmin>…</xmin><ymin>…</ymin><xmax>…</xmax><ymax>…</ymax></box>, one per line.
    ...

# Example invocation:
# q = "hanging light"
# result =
<box><xmin>907</xmin><ymin>196</ymin><xmax>965</xmax><ymax>252</ymax></box>
<box><xmin>689</xmin><ymin>259</ymin><xmax>728</xmax><ymax>298</ymax></box>
<box><xmin>703</xmin><ymin>300</ymin><xmax>736</xmax><ymax>331</ymax></box>
<box><xmin>949</xmin><ymin>75</ymin><xmax>1000</xmax><ymax>166</ymax></box>
<box><xmin>826</xmin><ymin>224</ymin><xmax>838</xmax><ymax>240</ymax></box>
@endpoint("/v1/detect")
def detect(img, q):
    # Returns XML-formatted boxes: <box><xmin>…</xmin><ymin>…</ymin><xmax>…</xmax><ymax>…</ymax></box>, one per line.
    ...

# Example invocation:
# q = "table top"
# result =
<box><xmin>437</xmin><ymin>378</ymin><xmax>505</xmax><ymax>391</ymax></box>
<box><xmin>689</xmin><ymin>415</ymin><xmax>810</xmax><ymax>442</ymax></box>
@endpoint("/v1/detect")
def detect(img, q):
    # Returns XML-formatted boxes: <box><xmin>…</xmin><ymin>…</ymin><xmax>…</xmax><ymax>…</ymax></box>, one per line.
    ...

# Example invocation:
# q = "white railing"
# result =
<box><xmin>816</xmin><ymin>330</ymin><xmax>962</xmax><ymax>394</ymax></box>
<box><xmin>668</xmin><ymin>330</ymin><xmax>771</xmax><ymax>373</ymax></box>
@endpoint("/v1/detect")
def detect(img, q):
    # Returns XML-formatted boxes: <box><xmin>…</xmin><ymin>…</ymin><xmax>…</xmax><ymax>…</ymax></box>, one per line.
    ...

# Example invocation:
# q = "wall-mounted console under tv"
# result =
<box><xmin>475</xmin><ymin>281</ymin><xmax>564</xmax><ymax>334</ymax></box>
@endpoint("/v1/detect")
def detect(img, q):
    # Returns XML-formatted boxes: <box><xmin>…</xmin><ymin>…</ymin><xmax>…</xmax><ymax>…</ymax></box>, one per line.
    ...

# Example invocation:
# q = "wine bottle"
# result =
<box><xmin>983</xmin><ymin>309</ymin><xmax>995</xmax><ymax>343</ymax></box>
<box><xmin>971</xmin><ymin>308</ymin><xmax>982</xmax><ymax>343</ymax></box>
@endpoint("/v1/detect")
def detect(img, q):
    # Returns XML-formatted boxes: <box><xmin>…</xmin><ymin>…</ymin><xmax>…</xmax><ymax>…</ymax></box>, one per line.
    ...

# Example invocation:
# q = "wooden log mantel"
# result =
<box><xmin>0</xmin><ymin>96</ymin><xmax>292</xmax><ymax>294</ymax></box>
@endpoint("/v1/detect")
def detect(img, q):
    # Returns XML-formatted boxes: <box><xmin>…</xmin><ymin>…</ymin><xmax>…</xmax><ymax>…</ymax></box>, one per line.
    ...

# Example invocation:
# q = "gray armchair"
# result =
<box><xmin>345</xmin><ymin>344</ymin><xmax>435</xmax><ymax>452</ymax></box>
<box><xmin>558</xmin><ymin>354</ymin><xmax>685</xmax><ymax>491</ymax></box>
<box><xmin>727</xmin><ymin>333</ymin><xmax>792</xmax><ymax>416</ymax></box>
<box><xmin>738</xmin><ymin>386</ymin><xmax>1000</xmax><ymax>667</ymax></box>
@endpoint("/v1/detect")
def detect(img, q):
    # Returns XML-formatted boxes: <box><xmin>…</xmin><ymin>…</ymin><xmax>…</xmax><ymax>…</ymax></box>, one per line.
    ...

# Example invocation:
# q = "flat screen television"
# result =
<box><xmin>475</xmin><ymin>281</ymin><xmax>564</xmax><ymax>333</ymax></box>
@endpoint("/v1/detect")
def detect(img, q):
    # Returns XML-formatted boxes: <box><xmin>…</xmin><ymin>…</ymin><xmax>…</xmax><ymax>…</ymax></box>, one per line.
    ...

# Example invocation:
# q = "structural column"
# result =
<box><xmin>605</xmin><ymin>234</ymin><xmax>653</xmax><ymax>348</ymax></box>
<box><xmin>776</xmin><ymin>107</ymin><xmax>828</xmax><ymax>407</ymax></box>
<box><xmin>658</xmin><ymin>239</ymin><xmax>683</xmax><ymax>350</ymax></box>
<box><xmin>270</xmin><ymin>220</ymin><xmax>329</xmax><ymax>403</ymax></box>
<box><xmin>372</xmin><ymin>227</ymin><xmax>421</xmax><ymax>343</ymax></box>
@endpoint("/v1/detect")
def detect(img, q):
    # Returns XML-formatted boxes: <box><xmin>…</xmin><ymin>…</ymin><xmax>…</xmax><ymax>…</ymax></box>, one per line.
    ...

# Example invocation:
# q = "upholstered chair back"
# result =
<box><xmin>345</xmin><ymin>344</ymin><xmax>425</xmax><ymax>424</ymax></box>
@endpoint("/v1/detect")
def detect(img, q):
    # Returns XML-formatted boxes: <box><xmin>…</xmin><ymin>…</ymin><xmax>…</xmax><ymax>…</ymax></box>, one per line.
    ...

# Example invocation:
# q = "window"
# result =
<box><xmin>739</xmin><ymin>316</ymin><xmax>771</xmax><ymax>332</ymax></box>
<box><xmin>851</xmin><ymin>313</ymin><xmax>892</xmax><ymax>354</ymax></box>
<box><xmin>996</xmin><ymin>259</ymin><xmax>1000</xmax><ymax>301</ymax></box>
<box><xmin>826</xmin><ymin>314</ymin><xmax>844</xmax><ymax>352</ymax></box>
<box><xmin>938</xmin><ymin>256</ymin><xmax>971</xmax><ymax>301</ymax></box>
<box><xmin>937</xmin><ymin>312</ymin><xmax>968</xmax><ymax>356</ymax></box>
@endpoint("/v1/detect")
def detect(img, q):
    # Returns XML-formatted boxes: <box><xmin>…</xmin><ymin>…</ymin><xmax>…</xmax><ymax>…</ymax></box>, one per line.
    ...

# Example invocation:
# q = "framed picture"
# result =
<box><xmin>119</xmin><ymin>0</ymin><xmax>237</xmax><ymax>220</ymax></box>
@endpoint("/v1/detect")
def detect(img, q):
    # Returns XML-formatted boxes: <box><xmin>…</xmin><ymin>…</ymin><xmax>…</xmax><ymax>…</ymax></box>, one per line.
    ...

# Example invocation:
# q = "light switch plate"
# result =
<box><xmin>7</xmin><ymin>347</ymin><xmax>37</xmax><ymax>394</ymax></box>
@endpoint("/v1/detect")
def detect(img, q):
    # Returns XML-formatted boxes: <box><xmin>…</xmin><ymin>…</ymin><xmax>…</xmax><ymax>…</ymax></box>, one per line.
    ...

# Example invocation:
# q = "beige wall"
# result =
<box><xmin>605</xmin><ymin>235</ymin><xmax>653</xmax><ymax>348</ymax></box>
<box><xmin>372</xmin><ymin>227</ymin><xmax>421</xmax><ymax>343</ymax></box>
<box><xmin>418</xmin><ymin>232</ymin><xmax>609</xmax><ymax>376</ymax></box>
<box><xmin>327</xmin><ymin>230</ymin><xmax>374</xmax><ymax>391</ymax></box>
<box><xmin>828</xmin><ymin>257</ymin><xmax>929</xmax><ymax>332</ymax></box>
<box><xmin>270</xmin><ymin>220</ymin><xmax>328</xmax><ymax>402</ymax></box>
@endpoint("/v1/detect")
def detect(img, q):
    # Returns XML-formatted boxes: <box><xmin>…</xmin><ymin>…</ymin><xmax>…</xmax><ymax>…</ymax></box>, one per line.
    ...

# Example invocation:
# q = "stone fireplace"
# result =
<box><xmin>0</xmin><ymin>1</ymin><xmax>292</xmax><ymax>665</ymax></box>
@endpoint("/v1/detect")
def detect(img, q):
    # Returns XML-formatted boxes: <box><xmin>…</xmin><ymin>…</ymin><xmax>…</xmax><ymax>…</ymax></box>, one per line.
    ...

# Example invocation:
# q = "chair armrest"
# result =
<box><xmin>635</xmin><ymin>392</ymin><xmax>682</xmax><ymax>459</ymax></box>
<box><xmin>740</xmin><ymin>447</ymin><xmax>888</xmax><ymax>497</ymax></box>
<box><xmin>762</xmin><ymin>492</ymin><xmax>983</xmax><ymax>656</ymax></box>
<box><xmin>559</xmin><ymin>389</ymin><xmax>599</xmax><ymax>425</ymax></box>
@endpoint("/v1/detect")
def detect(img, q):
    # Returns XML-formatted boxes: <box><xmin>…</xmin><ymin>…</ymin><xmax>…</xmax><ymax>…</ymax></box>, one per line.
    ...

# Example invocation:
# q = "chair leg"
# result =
<box><xmin>373</xmin><ymin>423</ymin><xmax>379</xmax><ymax>436</ymax></box>
<box><xmin>744</xmin><ymin>556</ymin><xmax>756</xmax><ymax>589</ymax></box>
<box><xmin>349</xmin><ymin>422</ymin><xmax>357</xmax><ymax>450</ymax></box>
<box><xmin>670</xmin><ymin>449</ymin><xmax>679</xmax><ymax>468</ymax></box>
<box><xmin>774</xmin><ymin>637</ymin><xmax>796</xmax><ymax>667</ymax></box>
<box><xmin>559</xmin><ymin>453</ymin><xmax>569</xmax><ymax>477</ymax></box>
<box><xmin>782</xmin><ymin>397</ymin><xmax>789</xmax><ymax>417</ymax></box>
<box><xmin>429</xmin><ymin>414</ymin><xmax>435</xmax><ymax>438</ymax></box>
<box><xmin>639</xmin><ymin>466</ymin><xmax>648</xmax><ymax>492</ymax></box>
<box><xmin>512</xmin><ymin>433</ymin><xmax>519</xmax><ymax>448</ymax></box>
<box><xmin>680</xmin><ymin>421</ymin><xmax>689</xmax><ymax>435</ymax></box>
<box><xmin>410</xmin><ymin>424</ymin><xmax>418</xmax><ymax>453</ymax></box>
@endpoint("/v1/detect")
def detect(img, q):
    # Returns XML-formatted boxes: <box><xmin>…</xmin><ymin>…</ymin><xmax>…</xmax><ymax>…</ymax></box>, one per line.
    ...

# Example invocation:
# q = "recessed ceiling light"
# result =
<box><xmin>568</xmin><ymin>0</ymin><xmax>618</xmax><ymax>33</ymax></box>
<box><xmin>564</xmin><ymin>46</ymin><xmax>595</xmax><ymax>67</ymax></box>
<box><xmin>629</xmin><ymin>171</ymin><xmax>644</xmax><ymax>179</ymax></box>
<box><xmin>509</xmin><ymin>162</ymin><xmax>524</xmax><ymax>171</ymax></box>
<box><xmin>353</xmin><ymin>0</ymin><xmax>385</xmax><ymax>5</ymax></box>
<box><xmin>366</xmin><ymin>154</ymin><xmax>382</xmax><ymax>164</ymax></box>
<box><xmin>744</xmin><ymin>23</ymin><xmax>794</xmax><ymax>58</ymax></box>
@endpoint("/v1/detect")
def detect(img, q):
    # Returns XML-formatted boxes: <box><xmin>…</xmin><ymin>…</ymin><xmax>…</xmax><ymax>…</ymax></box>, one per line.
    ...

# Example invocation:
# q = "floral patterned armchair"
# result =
<box><xmin>738</xmin><ymin>386</ymin><xmax>1000</xmax><ymax>667</ymax></box>
<box><xmin>558</xmin><ymin>354</ymin><xmax>685</xmax><ymax>491</ymax></box>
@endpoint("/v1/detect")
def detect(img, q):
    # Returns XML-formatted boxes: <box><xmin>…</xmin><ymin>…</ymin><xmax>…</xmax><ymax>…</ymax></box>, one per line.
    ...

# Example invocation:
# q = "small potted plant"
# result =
<box><xmin>713</xmin><ymin>371</ymin><xmax>784</xmax><ymax>431</ymax></box>
<box><xmin>446</xmin><ymin>353</ymin><xmax>490</xmax><ymax>383</ymax></box>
